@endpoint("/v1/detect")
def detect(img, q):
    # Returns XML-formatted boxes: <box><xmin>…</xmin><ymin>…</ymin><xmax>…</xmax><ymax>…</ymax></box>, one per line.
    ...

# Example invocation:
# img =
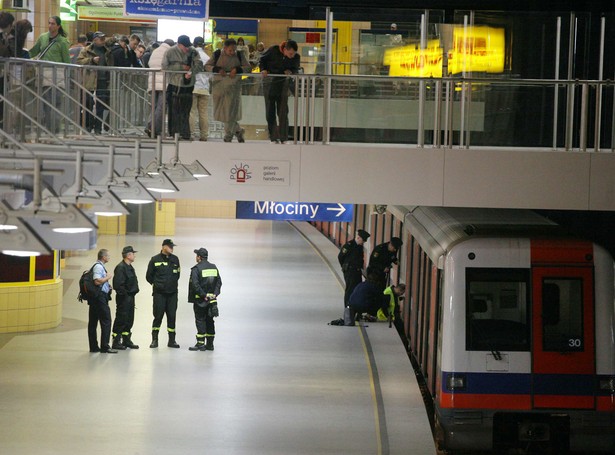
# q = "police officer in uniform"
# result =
<box><xmin>338</xmin><ymin>229</ymin><xmax>370</xmax><ymax>308</ymax></box>
<box><xmin>111</xmin><ymin>246</ymin><xmax>140</xmax><ymax>350</ymax></box>
<box><xmin>146</xmin><ymin>239</ymin><xmax>181</xmax><ymax>348</ymax></box>
<box><xmin>368</xmin><ymin>237</ymin><xmax>403</xmax><ymax>289</ymax></box>
<box><xmin>188</xmin><ymin>247</ymin><xmax>222</xmax><ymax>351</ymax></box>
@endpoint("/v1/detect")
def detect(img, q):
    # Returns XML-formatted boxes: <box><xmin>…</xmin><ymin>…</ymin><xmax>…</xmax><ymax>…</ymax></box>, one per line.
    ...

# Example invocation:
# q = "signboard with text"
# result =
<box><xmin>125</xmin><ymin>0</ymin><xmax>208</xmax><ymax>21</ymax></box>
<box><xmin>229</xmin><ymin>160</ymin><xmax>290</xmax><ymax>186</ymax></box>
<box><xmin>236</xmin><ymin>201</ymin><xmax>353</xmax><ymax>222</ymax></box>
<box><xmin>78</xmin><ymin>6</ymin><xmax>157</xmax><ymax>23</ymax></box>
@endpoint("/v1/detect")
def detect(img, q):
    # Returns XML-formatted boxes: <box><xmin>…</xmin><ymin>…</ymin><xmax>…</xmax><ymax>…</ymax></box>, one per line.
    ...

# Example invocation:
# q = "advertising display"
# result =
<box><xmin>125</xmin><ymin>0</ymin><xmax>209</xmax><ymax>21</ymax></box>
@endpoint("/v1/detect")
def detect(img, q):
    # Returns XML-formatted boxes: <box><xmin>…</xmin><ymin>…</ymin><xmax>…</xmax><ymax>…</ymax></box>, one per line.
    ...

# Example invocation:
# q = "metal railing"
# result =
<box><xmin>1</xmin><ymin>58</ymin><xmax>613</xmax><ymax>151</ymax></box>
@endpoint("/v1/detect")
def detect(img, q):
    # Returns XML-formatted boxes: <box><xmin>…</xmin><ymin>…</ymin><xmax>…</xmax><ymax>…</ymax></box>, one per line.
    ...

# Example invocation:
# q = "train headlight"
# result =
<box><xmin>447</xmin><ymin>375</ymin><xmax>466</xmax><ymax>390</ymax></box>
<box><xmin>599</xmin><ymin>377</ymin><xmax>615</xmax><ymax>392</ymax></box>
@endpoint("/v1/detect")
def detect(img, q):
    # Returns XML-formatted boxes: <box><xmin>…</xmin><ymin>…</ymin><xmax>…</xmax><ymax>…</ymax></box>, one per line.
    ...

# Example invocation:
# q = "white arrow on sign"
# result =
<box><xmin>326</xmin><ymin>203</ymin><xmax>346</xmax><ymax>217</ymax></box>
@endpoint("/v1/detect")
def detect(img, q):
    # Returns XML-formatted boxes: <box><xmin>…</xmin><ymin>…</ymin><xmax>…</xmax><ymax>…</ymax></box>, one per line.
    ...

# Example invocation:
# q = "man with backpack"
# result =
<box><xmin>87</xmin><ymin>249</ymin><xmax>116</xmax><ymax>353</ymax></box>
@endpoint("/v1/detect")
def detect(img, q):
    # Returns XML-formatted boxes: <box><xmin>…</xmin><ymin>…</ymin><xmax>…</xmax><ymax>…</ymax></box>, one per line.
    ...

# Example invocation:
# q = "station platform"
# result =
<box><xmin>0</xmin><ymin>219</ymin><xmax>435</xmax><ymax>455</ymax></box>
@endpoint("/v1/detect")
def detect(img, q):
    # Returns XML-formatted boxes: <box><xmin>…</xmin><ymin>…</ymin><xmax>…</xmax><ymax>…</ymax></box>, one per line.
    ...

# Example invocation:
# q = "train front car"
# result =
<box><xmin>436</xmin><ymin>234</ymin><xmax>615</xmax><ymax>454</ymax></box>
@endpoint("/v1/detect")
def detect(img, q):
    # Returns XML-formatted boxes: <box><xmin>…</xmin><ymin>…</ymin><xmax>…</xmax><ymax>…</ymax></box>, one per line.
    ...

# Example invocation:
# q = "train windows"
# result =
<box><xmin>542</xmin><ymin>278</ymin><xmax>584</xmax><ymax>352</ymax></box>
<box><xmin>466</xmin><ymin>268</ymin><xmax>530</xmax><ymax>351</ymax></box>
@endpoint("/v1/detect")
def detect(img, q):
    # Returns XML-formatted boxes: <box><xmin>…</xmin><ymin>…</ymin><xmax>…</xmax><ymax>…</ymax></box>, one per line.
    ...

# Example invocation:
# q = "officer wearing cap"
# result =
<box><xmin>111</xmin><ymin>246</ymin><xmax>140</xmax><ymax>350</ymax></box>
<box><xmin>146</xmin><ymin>239</ymin><xmax>181</xmax><ymax>348</ymax></box>
<box><xmin>368</xmin><ymin>237</ymin><xmax>403</xmax><ymax>289</ymax></box>
<box><xmin>338</xmin><ymin>229</ymin><xmax>370</xmax><ymax>308</ymax></box>
<box><xmin>188</xmin><ymin>247</ymin><xmax>222</xmax><ymax>351</ymax></box>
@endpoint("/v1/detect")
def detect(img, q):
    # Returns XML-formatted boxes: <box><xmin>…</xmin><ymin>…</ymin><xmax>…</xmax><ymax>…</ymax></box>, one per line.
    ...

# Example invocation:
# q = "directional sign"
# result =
<box><xmin>236</xmin><ymin>201</ymin><xmax>353</xmax><ymax>222</ymax></box>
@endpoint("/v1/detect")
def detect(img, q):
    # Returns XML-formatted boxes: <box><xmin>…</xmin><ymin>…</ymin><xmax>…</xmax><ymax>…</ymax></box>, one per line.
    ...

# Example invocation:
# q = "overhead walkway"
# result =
<box><xmin>0</xmin><ymin>218</ymin><xmax>435</xmax><ymax>455</ymax></box>
<box><xmin>1</xmin><ymin>58</ymin><xmax>615</xmax><ymax>214</ymax></box>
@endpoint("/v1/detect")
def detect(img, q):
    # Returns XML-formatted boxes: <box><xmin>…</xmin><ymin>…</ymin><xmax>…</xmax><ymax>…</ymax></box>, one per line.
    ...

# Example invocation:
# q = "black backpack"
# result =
<box><xmin>77</xmin><ymin>264</ymin><xmax>102</xmax><ymax>302</ymax></box>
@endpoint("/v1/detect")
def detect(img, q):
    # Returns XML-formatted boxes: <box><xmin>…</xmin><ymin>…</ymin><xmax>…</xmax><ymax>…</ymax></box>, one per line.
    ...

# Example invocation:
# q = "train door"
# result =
<box><xmin>531</xmin><ymin>266</ymin><xmax>595</xmax><ymax>409</ymax></box>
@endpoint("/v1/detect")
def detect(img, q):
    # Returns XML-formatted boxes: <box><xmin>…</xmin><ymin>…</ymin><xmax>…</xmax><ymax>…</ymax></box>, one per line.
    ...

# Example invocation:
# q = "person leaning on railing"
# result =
<box><xmin>161</xmin><ymin>35</ymin><xmax>203</xmax><ymax>141</ymax></box>
<box><xmin>77</xmin><ymin>31</ymin><xmax>114</xmax><ymax>134</ymax></box>
<box><xmin>204</xmin><ymin>38</ymin><xmax>251</xmax><ymax>143</ymax></box>
<box><xmin>259</xmin><ymin>40</ymin><xmax>300</xmax><ymax>144</ymax></box>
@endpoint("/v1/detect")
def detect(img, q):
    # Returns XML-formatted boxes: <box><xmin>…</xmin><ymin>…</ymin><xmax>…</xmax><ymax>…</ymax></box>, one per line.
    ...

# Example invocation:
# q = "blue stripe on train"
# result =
<box><xmin>443</xmin><ymin>371</ymin><xmax>596</xmax><ymax>395</ymax></box>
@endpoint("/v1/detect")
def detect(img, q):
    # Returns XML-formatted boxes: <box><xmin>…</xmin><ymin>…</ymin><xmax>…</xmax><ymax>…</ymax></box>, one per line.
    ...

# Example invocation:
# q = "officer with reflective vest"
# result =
<box><xmin>146</xmin><ymin>238</ymin><xmax>181</xmax><ymax>348</ymax></box>
<box><xmin>376</xmin><ymin>283</ymin><xmax>409</xmax><ymax>350</ymax></box>
<box><xmin>188</xmin><ymin>247</ymin><xmax>222</xmax><ymax>351</ymax></box>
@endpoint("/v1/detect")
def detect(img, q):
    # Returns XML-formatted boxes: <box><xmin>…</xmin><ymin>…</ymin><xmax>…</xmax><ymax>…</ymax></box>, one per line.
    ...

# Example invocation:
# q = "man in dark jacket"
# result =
<box><xmin>146</xmin><ymin>239</ymin><xmax>181</xmax><ymax>348</ymax></box>
<box><xmin>347</xmin><ymin>269</ymin><xmax>389</xmax><ymax>325</ymax></box>
<box><xmin>111</xmin><ymin>246</ymin><xmax>140</xmax><ymax>350</ymax></box>
<box><xmin>111</xmin><ymin>35</ymin><xmax>131</xmax><ymax>67</ymax></box>
<box><xmin>162</xmin><ymin>34</ymin><xmax>203</xmax><ymax>140</ymax></box>
<box><xmin>368</xmin><ymin>237</ymin><xmax>403</xmax><ymax>288</ymax></box>
<box><xmin>338</xmin><ymin>229</ymin><xmax>370</xmax><ymax>308</ymax></box>
<box><xmin>188</xmin><ymin>247</ymin><xmax>222</xmax><ymax>351</ymax></box>
<box><xmin>259</xmin><ymin>40</ymin><xmax>300</xmax><ymax>143</ymax></box>
<box><xmin>77</xmin><ymin>31</ymin><xmax>114</xmax><ymax>133</ymax></box>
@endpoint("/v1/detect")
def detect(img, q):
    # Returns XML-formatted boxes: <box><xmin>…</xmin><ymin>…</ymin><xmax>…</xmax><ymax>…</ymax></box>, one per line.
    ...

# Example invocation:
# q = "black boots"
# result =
<box><xmin>112</xmin><ymin>335</ymin><xmax>127</xmax><ymax>350</ymax></box>
<box><xmin>189</xmin><ymin>337</ymin><xmax>206</xmax><ymax>351</ymax></box>
<box><xmin>122</xmin><ymin>333</ymin><xmax>139</xmax><ymax>349</ymax></box>
<box><xmin>149</xmin><ymin>331</ymin><xmax>159</xmax><ymax>348</ymax></box>
<box><xmin>167</xmin><ymin>332</ymin><xmax>180</xmax><ymax>348</ymax></box>
<box><xmin>205</xmin><ymin>336</ymin><xmax>214</xmax><ymax>351</ymax></box>
<box><xmin>150</xmin><ymin>331</ymin><xmax>180</xmax><ymax>348</ymax></box>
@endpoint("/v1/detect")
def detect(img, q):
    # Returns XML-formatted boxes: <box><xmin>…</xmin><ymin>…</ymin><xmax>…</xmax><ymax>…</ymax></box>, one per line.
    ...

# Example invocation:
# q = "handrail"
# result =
<box><xmin>0</xmin><ymin>58</ymin><xmax>613</xmax><ymax>151</ymax></box>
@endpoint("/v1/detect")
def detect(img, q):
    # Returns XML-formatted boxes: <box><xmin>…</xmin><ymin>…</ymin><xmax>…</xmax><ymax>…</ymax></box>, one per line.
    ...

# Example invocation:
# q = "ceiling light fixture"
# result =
<box><xmin>144</xmin><ymin>171</ymin><xmax>179</xmax><ymax>194</ymax></box>
<box><xmin>184</xmin><ymin>160</ymin><xmax>211</xmax><ymax>178</ymax></box>
<box><xmin>0</xmin><ymin>204</ymin><xmax>52</xmax><ymax>256</ymax></box>
<box><xmin>110</xmin><ymin>181</ymin><xmax>156</xmax><ymax>204</ymax></box>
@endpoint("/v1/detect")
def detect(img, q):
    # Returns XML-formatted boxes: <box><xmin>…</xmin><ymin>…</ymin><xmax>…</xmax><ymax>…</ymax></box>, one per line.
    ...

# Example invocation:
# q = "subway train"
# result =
<box><xmin>400</xmin><ymin>206</ymin><xmax>615</xmax><ymax>453</ymax></box>
<box><xmin>316</xmin><ymin>206</ymin><xmax>615</xmax><ymax>453</ymax></box>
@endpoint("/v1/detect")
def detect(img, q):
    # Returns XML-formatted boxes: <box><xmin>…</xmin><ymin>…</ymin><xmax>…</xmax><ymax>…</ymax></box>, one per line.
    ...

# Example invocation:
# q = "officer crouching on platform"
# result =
<box><xmin>188</xmin><ymin>247</ymin><xmax>222</xmax><ymax>351</ymax></box>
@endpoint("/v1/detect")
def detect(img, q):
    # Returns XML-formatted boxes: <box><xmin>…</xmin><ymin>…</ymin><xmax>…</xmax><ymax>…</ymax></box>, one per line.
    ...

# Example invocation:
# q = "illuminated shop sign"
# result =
<box><xmin>448</xmin><ymin>26</ymin><xmax>505</xmax><ymax>74</ymax></box>
<box><xmin>125</xmin><ymin>0</ymin><xmax>209</xmax><ymax>21</ymax></box>
<box><xmin>78</xmin><ymin>6</ymin><xmax>156</xmax><ymax>23</ymax></box>
<box><xmin>385</xmin><ymin>39</ymin><xmax>443</xmax><ymax>77</ymax></box>
<box><xmin>384</xmin><ymin>26</ymin><xmax>505</xmax><ymax>77</ymax></box>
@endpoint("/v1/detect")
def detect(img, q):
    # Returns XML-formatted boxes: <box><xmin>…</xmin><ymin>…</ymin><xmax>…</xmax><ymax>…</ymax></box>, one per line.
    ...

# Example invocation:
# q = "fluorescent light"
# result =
<box><xmin>52</xmin><ymin>227</ymin><xmax>93</xmax><ymax>234</ymax></box>
<box><xmin>0</xmin><ymin>224</ymin><xmax>18</xmax><ymax>230</ymax></box>
<box><xmin>121</xmin><ymin>199</ymin><xmax>154</xmax><ymax>205</ymax></box>
<box><xmin>94</xmin><ymin>211</ymin><xmax>125</xmax><ymax>217</ymax></box>
<box><xmin>163</xmin><ymin>164</ymin><xmax>197</xmax><ymax>182</ymax></box>
<box><xmin>0</xmin><ymin>205</ymin><xmax>53</xmax><ymax>256</ymax></box>
<box><xmin>184</xmin><ymin>160</ymin><xmax>211</xmax><ymax>178</ymax></box>
<box><xmin>144</xmin><ymin>172</ymin><xmax>179</xmax><ymax>194</ymax></box>
<box><xmin>110</xmin><ymin>182</ymin><xmax>156</xmax><ymax>205</ymax></box>
<box><xmin>2</xmin><ymin>250</ymin><xmax>42</xmax><ymax>257</ymax></box>
<box><xmin>89</xmin><ymin>191</ymin><xmax>130</xmax><ymax>217</ymax></box>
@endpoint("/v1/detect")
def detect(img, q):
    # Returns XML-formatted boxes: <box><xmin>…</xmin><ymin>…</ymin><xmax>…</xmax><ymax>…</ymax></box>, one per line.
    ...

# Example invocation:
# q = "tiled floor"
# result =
<box><xmin>0</xmin><ymin>219</ymin><xmax>434</xmax><ymax>455</ymax></box>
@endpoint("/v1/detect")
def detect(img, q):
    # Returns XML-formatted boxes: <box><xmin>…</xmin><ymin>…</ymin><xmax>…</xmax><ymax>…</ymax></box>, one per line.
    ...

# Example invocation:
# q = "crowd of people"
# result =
<box><xmin>88</xmin><ymin>239</ymin><xmax>222</xmax><ymax>354</ymax></box>
<box><xmin>0</xmin><ymin>12</ymin><xmax>302</xmax><ymax>143</ymax></box>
